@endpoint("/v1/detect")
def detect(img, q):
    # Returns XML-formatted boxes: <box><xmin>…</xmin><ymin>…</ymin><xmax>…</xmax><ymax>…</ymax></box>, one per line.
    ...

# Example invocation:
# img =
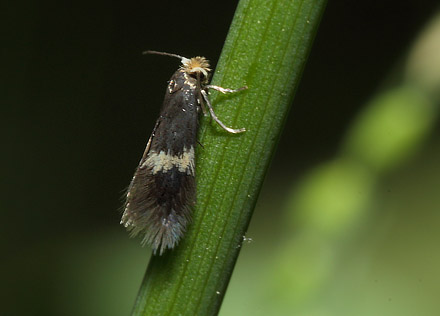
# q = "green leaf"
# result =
<box><xmin>131</xmin><ymin>0</ymin><xmax>327</xmax><ymax>315</ymax></box>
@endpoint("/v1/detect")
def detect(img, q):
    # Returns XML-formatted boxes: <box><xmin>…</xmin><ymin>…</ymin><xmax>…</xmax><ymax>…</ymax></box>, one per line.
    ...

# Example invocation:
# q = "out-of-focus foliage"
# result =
<box><xmin>222</xmin><ymin>11</ymin><xmax>440</xmax><ymax>316</ymax></box>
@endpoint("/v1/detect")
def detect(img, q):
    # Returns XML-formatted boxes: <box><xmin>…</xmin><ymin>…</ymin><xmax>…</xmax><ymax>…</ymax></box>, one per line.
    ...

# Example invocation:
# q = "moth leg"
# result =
<box><xmin>200</xmin><ymin>89</ymin><xmax>246</xmax><ymax>134</ymax></box>
<box><xmin>198</xmin><ymin>89</ymin><xmax>209</xmax><ymax>116</ymax></box>
<box><xmin>205</xmin><ymin>85</ymin><xmax>248</xmax><ymax>94</ymax></box>
<box><xmin>196</xmin><ymin>72</ymin><xmax>209</xmax><ymax>116</ymax></box>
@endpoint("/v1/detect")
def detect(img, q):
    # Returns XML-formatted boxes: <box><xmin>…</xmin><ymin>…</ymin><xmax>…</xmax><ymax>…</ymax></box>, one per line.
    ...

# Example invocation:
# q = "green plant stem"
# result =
<box><xmin>131</xmin><ymin>0</ymin><xmax>327</xmax><ymax>315</ymax></box>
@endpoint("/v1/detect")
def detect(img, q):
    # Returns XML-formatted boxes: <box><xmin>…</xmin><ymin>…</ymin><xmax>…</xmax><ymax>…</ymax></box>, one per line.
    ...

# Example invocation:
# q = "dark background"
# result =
<box><xmin>3</xmin><ymin>1</ymin><xmax>439</xmax><ymax>315</ymax></box>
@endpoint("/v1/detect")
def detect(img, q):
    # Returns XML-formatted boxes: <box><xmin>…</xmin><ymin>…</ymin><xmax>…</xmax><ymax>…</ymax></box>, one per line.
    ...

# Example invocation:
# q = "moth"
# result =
<box><xmin>121</xmin><ymin>51</ymin><xmax>246</xmax><ymax>255</ymax></box>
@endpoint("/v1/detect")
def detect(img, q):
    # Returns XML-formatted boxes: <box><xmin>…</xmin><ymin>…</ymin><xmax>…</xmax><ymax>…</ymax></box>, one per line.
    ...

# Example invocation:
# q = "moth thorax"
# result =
<box><xmin>181</xmin><ymin>56</ymin><xmax>211</xmax><ymax>83</ymax></box>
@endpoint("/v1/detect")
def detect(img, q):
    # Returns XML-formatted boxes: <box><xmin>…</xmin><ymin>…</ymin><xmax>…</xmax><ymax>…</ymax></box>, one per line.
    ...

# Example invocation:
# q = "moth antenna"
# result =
<box><xmin>143</xmin><ymin>50</ymin><xmax>188</xmax><ymax>63</ymax></box>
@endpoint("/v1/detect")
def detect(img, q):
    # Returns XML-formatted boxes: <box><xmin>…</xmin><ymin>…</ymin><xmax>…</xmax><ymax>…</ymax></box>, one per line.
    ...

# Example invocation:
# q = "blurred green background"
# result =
<box><xmin>3</xmin><ymin>1</ymin><xmax>440</xmax><ymax>315</ymax></box>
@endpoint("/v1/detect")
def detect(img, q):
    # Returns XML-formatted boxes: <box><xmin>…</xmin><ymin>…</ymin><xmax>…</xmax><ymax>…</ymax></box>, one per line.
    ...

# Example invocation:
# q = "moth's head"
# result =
<box><xmin>143</xmin><ymin>50</ymin><xmax>211</xmax><ymax>84</ymax></box>
<box><xmin>181</xmin><ymin>56</ymin><xmax>211</xmax><ymax>84</ymax></box>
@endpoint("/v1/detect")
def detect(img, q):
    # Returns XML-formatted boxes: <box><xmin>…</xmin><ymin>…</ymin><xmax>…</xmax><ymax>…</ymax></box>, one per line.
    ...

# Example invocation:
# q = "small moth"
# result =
<box><xmin>121</xmin><ymin>51</ymin><xmax>246</xmax><ymax>255</ymax></box>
